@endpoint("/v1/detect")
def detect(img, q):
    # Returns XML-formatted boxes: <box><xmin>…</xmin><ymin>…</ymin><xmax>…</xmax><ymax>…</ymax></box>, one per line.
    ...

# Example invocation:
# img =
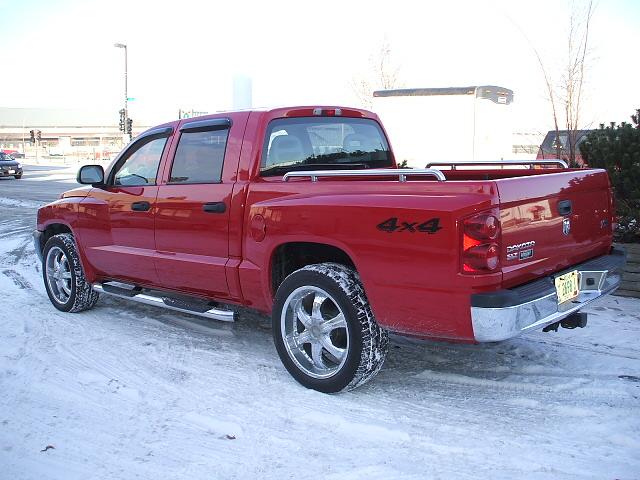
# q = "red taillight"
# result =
<box><xmin>462</xmin><ymin>212</ymin><xmax>501</xmax><ymax>273</ymax></box>
<box><xmin>463</xmin><ymin>243</ymin><xmax>499</xmax><ymax>271</ymax></box>
<box><xmin>464</xmin><ymin>214</ymin><xmax>499</xmax><ymax>241</ymax></box>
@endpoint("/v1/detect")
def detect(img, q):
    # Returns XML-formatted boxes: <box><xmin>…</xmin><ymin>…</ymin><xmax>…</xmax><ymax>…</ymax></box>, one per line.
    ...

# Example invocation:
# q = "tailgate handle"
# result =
<box><xmin>558</xmin><ymin>200</ymin><xmax>572</xmax><ymax>216</ymax></box>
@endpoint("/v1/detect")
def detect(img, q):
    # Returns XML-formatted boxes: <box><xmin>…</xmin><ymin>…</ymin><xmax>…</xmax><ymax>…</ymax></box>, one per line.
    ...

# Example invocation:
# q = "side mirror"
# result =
<box><xmin>77</xmin><ymin>165</ymin><xmax>105</xmax><ymax>185</ymax></box>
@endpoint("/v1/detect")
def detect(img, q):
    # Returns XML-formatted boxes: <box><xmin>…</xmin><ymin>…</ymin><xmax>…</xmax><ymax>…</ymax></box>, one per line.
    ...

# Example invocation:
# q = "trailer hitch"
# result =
<box><xmin>542</xmin><ymin>312</ymin><xmax>588</xmax><ymax>332</ymax></box>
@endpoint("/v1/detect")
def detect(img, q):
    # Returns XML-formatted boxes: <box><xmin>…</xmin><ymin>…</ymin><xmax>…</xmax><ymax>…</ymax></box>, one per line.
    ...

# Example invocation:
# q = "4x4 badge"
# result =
<box><xmin>562</xmin><ymin>218</ymin><xmax>571</xmax><ymax>236</ymax></box>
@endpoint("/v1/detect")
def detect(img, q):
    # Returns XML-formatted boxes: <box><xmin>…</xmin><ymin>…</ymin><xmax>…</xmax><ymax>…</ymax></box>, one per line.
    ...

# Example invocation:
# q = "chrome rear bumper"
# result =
<box><xmin>470</xmin><ymin>247</ymin><xmax>626</xmax><ymax>342</ymax></box>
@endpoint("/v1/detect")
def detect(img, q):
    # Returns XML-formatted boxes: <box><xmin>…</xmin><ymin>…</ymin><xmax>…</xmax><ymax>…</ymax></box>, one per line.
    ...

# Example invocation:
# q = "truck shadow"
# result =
<box><xmin>105</xmin><ymin>295</ymin><xmax>600</xmax><ymax>395</ymax></box>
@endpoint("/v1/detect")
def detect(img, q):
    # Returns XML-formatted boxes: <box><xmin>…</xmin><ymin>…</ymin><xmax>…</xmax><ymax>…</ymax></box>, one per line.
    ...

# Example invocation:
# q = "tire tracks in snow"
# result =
<box><xmin>526</xmin><ymin>337</ymin><xmax>640</xmax><ymax>361</ymax></box>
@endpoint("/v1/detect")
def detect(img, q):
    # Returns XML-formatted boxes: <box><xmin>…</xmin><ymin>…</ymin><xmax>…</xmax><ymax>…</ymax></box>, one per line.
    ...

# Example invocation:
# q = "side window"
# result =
<box><xmin>113</xmin><ymin>136</ymin><xmax>168</xmax><ymax>186</ymax></box>
<box><xmin>169</xmin><ymin>129</ymin><xmax>229</xmax><ymax>184</ymax></box>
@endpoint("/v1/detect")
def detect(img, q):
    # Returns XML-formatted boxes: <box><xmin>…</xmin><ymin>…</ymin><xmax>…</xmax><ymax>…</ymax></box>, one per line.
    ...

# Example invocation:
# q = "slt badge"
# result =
<box><xmin>506</xmin><ymin>240</ymin><xmax>535</xmax><ymax>261</ymax></box>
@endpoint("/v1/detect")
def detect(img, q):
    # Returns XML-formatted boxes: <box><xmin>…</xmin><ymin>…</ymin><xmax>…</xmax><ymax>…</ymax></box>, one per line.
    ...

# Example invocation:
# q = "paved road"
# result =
<box><xmin>0</xmin><ymin>164</ymin><xmax>79</xmax><ymax>204</ymax></box>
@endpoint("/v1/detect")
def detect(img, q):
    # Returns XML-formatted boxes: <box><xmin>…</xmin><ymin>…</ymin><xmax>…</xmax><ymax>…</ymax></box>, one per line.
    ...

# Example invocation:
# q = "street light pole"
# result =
<box><xmin>114</xmin><ymin>43</ymin><xmax>131</xmax><ymax>141</ymax></box>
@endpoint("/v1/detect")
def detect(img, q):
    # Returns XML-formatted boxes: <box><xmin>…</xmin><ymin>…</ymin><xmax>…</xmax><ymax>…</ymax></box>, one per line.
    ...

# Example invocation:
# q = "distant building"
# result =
<box><xmin>511</xmin><ymin>131</ymin><xmax>547</xmax><ymax>159</ymax></box>
<box><xmin>0</xmin><ymin>107</ymin><xmax>152</xmax><ymax>160</ymax></box>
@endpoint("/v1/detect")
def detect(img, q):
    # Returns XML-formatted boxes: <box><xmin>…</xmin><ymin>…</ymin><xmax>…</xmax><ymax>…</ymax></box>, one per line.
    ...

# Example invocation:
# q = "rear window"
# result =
<box><xmin>260</xmin><ymin>117</ymin><xmax>392</xmax><ymax>176</ymax></box>
<box><xmin>540</xmin><ymin>130</ymin><xmax>590</xmax><ymax>153</ymax></box>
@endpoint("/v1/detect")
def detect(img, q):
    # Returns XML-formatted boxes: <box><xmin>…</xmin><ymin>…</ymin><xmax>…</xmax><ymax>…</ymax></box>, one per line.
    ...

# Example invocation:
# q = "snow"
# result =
<box><xmin>1</xmin><ymin>201</ymin><xmax>640</xmax><ymax>479</ymax></box>
<box><xmin>0</xmin><ymin>197</ymin><xmax>44</xmax><ymax>209</ymax></box>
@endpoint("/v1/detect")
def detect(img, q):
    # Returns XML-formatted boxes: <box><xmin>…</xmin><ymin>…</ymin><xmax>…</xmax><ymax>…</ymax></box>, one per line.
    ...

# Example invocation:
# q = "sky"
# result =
<box><xmin>0</xmin><ymin>0</ymin><xmax>638</xmax><ymax>132</ymax></box>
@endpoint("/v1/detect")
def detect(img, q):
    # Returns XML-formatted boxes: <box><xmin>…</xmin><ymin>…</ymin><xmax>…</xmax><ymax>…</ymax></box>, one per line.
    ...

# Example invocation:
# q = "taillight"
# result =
<box><xmin>462</xmin><ymin>211</ymin><xmax>501</xmax><ymax>273</ymax></box>
<box><xmin>464</xmin><ymin>214</ymin><xmax>499</xmax><ymax>241</ymax></box>
<box><xmin>463</xmin><ymin>243</ymin><xmax>500</xmax><ymax>271</ymax></box>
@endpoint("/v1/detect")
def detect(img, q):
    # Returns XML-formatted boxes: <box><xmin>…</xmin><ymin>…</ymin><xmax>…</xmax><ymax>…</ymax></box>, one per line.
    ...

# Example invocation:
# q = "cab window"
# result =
<box><xmin>169</xmin><ymin>129</ymin><xmax>229</xmax><ymax>184</ymax></box>
<box><xmin>112</xmin><ymin>136</ymin><xmax>168</xmax><ymax>186</ymax></box>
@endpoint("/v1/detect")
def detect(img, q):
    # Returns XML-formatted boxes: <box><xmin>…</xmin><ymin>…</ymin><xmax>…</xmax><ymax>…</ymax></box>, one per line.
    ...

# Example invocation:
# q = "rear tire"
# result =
<box><xmin>42</xmin><ymin>233</ymin><xmax>99</xmax><ymax>312</ymax></box>
<box><xmin>272</xmin><ymin>263</ymin><xmax>388</xmax><ymax>393</ymax></box>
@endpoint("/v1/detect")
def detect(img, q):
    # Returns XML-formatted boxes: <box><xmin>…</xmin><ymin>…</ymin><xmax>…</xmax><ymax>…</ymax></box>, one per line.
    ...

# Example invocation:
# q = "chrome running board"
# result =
<box><xmin>93</xmin><ymin>282</ymin><xmax>236</xmax><ymax>322</ymax></box>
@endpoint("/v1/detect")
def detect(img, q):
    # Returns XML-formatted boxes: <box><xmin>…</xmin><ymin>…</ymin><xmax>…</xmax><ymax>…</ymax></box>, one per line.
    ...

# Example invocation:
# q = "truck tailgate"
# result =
<box><xmin>497</xmin><ymin>170</ymin><xmax>613</xmax><ymax>288</ymax></box>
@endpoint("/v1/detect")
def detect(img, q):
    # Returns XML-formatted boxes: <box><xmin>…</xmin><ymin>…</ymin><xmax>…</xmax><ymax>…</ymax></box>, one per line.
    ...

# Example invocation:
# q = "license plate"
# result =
<box><xmin>8</xmin><ymin>169</ymin><xmax>15</xmax><ymax>174</ymax></box>
<box><xmin>555</xmin><ymin>270</ymin><xmax>579</xmax><ymax>304</ymax></box>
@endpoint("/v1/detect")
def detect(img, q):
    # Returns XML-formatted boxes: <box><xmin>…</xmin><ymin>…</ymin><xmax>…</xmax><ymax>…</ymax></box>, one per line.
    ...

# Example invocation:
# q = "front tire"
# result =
<box><xmin>42</xmin><ymin>233</ymin><xmax>99</xmax><ymax>312</ymax></box>
<box><xmin>272</xmin><ymin>263</ymin><xmax>388</xmax><ymax>393</ymax></box>
<box><xmin>14</xmin><ymin>174</ymin><xmax>22</xmax><ymax>179</ymax></box>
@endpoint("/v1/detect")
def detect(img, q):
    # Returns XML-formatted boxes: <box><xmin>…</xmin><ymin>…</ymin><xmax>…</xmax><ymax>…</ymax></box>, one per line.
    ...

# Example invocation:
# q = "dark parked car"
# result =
<box><xmin>537</xmin><ymin>130</ymin><xmax>591</xmax><ymax>166</ymax></box>
<box><xmin>0</xmin><ymin>151</ymin><xmax>23</xmax><ymax>179</ymax></box>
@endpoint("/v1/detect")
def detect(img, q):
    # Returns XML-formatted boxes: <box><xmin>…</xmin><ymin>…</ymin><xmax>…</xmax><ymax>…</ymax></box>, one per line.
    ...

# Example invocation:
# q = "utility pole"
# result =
<box><xmin>114</xmin><ymin>43</ymin><xmax>131</xmax><ymax>141</ymax></box>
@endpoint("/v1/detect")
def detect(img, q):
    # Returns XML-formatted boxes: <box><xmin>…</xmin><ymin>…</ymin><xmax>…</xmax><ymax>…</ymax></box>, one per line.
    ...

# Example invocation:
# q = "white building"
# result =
<box><xmin>372</xmin><ymin>86</ymin><xmax>514</xmax><ymax>167</ymax></box>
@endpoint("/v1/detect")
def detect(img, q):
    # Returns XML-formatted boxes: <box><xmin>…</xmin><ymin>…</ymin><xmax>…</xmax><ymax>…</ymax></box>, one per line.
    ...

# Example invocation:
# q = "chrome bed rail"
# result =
<box><xmin>425</xmin><ymin>160</ymin><xmax>568</xmax><ymax>170</ymax></box>
<box><xmin>282</xmin><ymin>168</ymin><xmax>446</xmax><ymax>182</ymax></box>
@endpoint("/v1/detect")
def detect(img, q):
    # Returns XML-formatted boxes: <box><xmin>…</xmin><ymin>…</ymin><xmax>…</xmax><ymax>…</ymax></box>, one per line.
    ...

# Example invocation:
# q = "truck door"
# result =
<box><xmin>154</xmin><ymin>115</ymin><xmax>246</xmax><ymax>298</ymax></box>
<box><xmin>77</xmin><ymin>127</ymin><xmax>173</xmax><ymax>286</ymax></box>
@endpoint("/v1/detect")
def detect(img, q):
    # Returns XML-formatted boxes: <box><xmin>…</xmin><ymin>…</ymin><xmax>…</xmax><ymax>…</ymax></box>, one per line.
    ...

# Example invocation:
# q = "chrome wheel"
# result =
<box><xmin>45</xmin><ymin>246</ymin><xmax>73</xmax><ymax>304</ymax></box>
<box><xmin>281</xmin><ymin>286</ymin><xmax>350</xmax><ymax>379</ymax></box>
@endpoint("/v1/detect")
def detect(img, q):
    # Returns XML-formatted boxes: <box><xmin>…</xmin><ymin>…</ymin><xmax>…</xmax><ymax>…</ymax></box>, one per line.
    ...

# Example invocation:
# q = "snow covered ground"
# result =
<box><xmin>0</xmin><ymin>179</ymin><xmax>639</xmax><ymax>479</ymax></box>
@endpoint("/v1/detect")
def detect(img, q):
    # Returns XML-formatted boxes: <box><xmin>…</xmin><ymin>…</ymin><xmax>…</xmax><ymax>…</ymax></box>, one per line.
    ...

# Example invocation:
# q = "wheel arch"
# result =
<box><xmin>38</xmin><ymin>222</ymin><xmax>73</xmax><ymax>256</ymax></box>
<box><xmin>269</xmin><ymin>241</ymin><xmax>358</xmax><ymax>298</ymax></box>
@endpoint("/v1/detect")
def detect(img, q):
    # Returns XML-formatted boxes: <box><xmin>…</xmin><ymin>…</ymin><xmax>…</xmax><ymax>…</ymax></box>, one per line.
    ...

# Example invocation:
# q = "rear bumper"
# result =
<box><xmin>470</xmin><ymin>247</ymin><xmax>626</xmax><ymax>342</ymax></box>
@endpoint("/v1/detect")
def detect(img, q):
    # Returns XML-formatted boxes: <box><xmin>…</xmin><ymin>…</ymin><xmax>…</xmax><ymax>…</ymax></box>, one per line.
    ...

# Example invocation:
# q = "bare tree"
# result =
<box><xmin>516</xmin><ymin>1</ymin><xmax>594</xmax><ymax>165</ymax></box>
<box><xmin>351</xmin><ymin>38</ymin><xmax>403</xmax><ymax>109</ymax></box>
<box><xmin>562</xmin><ymin>1</ymin><xmax>593</xmax><ymax>164</ymax></box>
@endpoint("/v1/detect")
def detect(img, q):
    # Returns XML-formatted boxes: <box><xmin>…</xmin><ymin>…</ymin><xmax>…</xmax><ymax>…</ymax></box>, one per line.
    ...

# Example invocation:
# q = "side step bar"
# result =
<box><xmin>93</xmin><ymin>283</ymin><xmax>236</xmax><ymax>322</ymax></box>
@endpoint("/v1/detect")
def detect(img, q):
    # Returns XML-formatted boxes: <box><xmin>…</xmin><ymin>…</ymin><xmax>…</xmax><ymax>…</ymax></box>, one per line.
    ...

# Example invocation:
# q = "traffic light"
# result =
<box><xmin>126</xmin><ymin>118</ymin><xmax>133</xmax><ymax>135</ymax></box>
<box><xmin>119</xmin><ymin>109</ymin><xmax>125</xmax><ymax>132</ymax></box>
<box><xmin>36</xmin><ymin>130</ymin><xmax>42</xmax><ymax>142</ymax></box>
<box><xmin>29</xmin><ymin>130</ymin><xmax>35</xmax><ymax>144</ymax></box>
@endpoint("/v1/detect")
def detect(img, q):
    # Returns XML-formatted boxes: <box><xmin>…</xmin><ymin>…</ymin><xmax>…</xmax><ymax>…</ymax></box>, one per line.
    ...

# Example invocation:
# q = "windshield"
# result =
<box><xmin>0</xmin><ymin>152</ymin><xmax>14</xmax><ymax>161</ymax></box>
<box><xmin>260</xmin><ymin>117</ymin><xmax>392</xmax><ymax>176</ymax></box>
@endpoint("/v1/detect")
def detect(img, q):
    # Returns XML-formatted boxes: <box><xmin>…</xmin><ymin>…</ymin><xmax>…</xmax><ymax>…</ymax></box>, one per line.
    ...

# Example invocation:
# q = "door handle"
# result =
<box><xmin>202</xmin><ymin>202</ymin><xmax>226</xmax><ymax>214</ymax></box>
<box><xmin>131</xmin><ymin>201</ymin><xmax>151</xmax><ymax>212</ymax></box>
<box><xmin>558</xmin><ymin>200</ymin><xmax>572</xmax><ymax>216</ymax></box>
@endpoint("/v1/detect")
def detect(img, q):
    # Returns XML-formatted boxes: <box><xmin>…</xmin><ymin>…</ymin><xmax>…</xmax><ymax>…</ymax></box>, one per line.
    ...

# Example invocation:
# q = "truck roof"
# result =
<box><xmin>184</xmin><ymin>105</ymin><xmax>377</xmax><ymax>119</ymax></box>
<box><xmin>135</xmin><ymin>106</ymin><xmax>381</xmax><ymax>145</ymax></box>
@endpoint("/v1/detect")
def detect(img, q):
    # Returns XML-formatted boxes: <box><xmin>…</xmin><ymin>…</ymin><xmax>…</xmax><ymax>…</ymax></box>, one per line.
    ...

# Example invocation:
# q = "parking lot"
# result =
<box><xmin>1</xmin><ymin>164</ymin><xmax>639</xmax><ymax>479</ymax></box>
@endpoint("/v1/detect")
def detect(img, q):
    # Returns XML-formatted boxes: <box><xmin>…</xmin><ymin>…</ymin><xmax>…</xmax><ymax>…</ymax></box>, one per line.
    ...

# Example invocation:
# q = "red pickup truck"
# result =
<box><xmin>34</xmin><ymin>106</ymin><xmax>625</xmax><ymax>393</ymax></box>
